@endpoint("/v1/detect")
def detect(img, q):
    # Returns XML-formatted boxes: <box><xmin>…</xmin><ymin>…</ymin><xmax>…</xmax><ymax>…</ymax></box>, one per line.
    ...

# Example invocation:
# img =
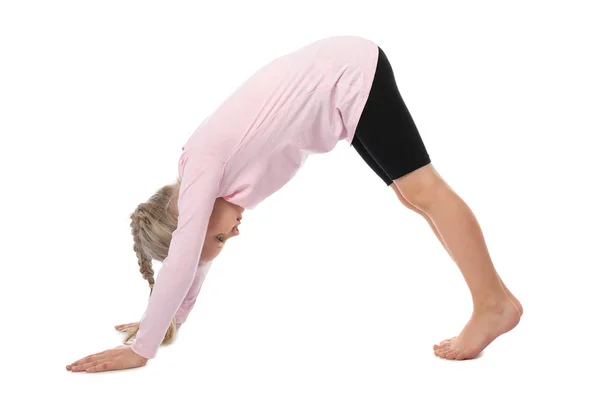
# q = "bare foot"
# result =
<box><xmin>433</xmin><ymin>299</ymin><xmax>520</xmax><ymax>360</ymax></box>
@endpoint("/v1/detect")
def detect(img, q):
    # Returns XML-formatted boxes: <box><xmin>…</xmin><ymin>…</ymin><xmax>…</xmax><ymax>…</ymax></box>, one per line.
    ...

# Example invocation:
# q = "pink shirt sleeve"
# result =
<box><xmin>174</xmin><ymin>259</ymin><xmax>213</xmax><ymax>328</ymax></box>
<box><xmin>131</xmin><ymin>154</ymin><xmax>225</xmax><ymax>359</ymax></box>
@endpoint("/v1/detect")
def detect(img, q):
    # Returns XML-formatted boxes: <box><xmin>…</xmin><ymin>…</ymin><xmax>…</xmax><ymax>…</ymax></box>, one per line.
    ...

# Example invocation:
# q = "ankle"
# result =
<box><xmin>472</xmin><ymin>295</ymin><xmax>512</xmax><ymax>314</ymax></box>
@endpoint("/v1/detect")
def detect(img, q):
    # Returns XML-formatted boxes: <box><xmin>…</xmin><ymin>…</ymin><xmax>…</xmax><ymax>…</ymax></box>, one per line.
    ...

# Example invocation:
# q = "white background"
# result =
<box><xmin>1</xmin><ymin>0</ymin><xmax>599</xmax><ymax>410</ymax></box>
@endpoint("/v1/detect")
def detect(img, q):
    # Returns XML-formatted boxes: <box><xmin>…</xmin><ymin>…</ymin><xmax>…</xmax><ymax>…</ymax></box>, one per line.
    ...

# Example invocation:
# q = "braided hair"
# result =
<box><xmin>122</xmin><ymin>178</ymin><xmax>182</xmax><ymax>346</ymax></box>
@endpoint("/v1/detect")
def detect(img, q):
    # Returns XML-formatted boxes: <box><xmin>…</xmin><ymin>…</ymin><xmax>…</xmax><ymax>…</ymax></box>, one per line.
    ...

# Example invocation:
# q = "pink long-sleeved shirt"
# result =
<box><xmin>131</xmin><ymin>36</ymin><xmax>379</xmax><ymax>359</ymax></box>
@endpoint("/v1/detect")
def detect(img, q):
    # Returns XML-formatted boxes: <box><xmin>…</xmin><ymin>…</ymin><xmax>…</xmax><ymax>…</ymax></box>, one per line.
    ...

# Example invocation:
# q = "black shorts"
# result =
<box><xmin>352</xmin><ymin>46</ymin><xmax>431</xmax><ymax>186</ymax></box>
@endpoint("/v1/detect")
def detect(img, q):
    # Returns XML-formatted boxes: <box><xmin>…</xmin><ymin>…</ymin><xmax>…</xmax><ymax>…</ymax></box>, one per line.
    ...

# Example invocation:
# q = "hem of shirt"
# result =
<box><xmin>344</xmin><ymin>42</ymin><xmax>380</xmax><ymax>146</ymax></box>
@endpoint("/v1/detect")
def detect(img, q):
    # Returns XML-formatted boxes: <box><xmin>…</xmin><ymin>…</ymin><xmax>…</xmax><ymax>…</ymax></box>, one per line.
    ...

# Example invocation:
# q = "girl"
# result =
<box><xmin>66</xmin><ymin>35</ymin><xmax>521</xmax><ymax>373</ymax></box>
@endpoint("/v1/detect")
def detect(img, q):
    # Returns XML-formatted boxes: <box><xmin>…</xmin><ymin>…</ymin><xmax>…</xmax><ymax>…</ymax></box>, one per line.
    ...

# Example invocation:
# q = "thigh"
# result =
<box><xmin>351</xmin><ymin>132</ymin><xmax>393</xmax><ymax>186</ymax></box>
<box><xmin>355</xmin><ymin>46</ymin><xmax>432</xmax><ymax>181</ymax></box>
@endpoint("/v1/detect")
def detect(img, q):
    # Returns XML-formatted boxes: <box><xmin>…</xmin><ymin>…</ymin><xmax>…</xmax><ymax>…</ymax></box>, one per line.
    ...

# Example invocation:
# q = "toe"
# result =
<box><xmin>437</xmin><ymin>347</ymin><xmax>452</xmax><ymax>358</ymax></box>
<box><xmin>434</xmin><ymin>340</ymin><xmax>446</xmax><ymax>349</ymax></box>
<box><xmin>434</xmin><ymin>346</ymin><xmax>448</xmax><ymax>357</ymax></box>
<box><xmin>434</xmin><ymin>339</ymin><xmax>453</xmax><ymax>350</ymax></box>
<box><xmin>440</xmin><ymin>340</ymin><xmax>453</xmax><ymax>349</ymax></box>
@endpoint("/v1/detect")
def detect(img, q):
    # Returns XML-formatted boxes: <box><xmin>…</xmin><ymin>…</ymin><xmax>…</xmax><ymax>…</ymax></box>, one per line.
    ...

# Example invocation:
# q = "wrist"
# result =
<box><xmin>131</xmin><ymin>348</ymin><xmax>148</xmax><ymax>364</ymax></box>
<box><xmin>130</xmin><ymin>342</ymin><xmax>151</xmax><ymax>362</ymax></box>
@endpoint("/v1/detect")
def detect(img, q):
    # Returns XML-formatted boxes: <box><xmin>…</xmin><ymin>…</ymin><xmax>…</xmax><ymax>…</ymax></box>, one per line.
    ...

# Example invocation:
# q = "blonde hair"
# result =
<box><xmin>123</xmin><ymin>177</ymin><xmax>182</xmax><ymax>347</ymax></box>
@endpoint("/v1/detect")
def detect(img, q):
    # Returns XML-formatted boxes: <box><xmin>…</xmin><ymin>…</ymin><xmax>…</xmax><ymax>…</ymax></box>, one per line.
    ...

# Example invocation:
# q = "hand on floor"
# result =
<box><xmin>66</xmin><ymin>345</ymin><xmax>148</xmax><ymax>373</ymax></box>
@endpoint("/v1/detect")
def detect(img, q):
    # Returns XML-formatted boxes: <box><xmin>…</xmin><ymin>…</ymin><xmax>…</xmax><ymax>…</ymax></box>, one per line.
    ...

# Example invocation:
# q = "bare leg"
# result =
<box><xmin>393</xmin><ymin>164</ymin><xmax>521</xmax><ymax>360</ymax></box>
<box><xmin>388</xmin><ymin>183</ymin><xmax>522</xmax><ymax>315</ymax></box>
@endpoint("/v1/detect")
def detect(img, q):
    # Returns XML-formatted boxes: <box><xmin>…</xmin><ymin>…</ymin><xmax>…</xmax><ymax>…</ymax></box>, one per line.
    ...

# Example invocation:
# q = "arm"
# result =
<box><xmin>131</xmin><ymin>154</ymin><xmax>225</xmax><ymax>360</ymax></box>
<box><xmin>174</xmin><ymin>259</ymin><xmax>213</xmax><ymax>329</ymax></box>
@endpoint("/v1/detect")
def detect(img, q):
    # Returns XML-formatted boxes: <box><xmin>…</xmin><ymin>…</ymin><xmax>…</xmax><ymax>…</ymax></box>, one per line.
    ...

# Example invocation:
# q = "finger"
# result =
<box><xmin>73</xmin><ymin>358</ymin><xmax>108</xmax><ymax>372</ymax></box>
<box><xmin>115</xmin><ymin>323</ymin><xmax>137</xmax><ymax>331</ymax></box>
<box><xmin>87</xmin><ymin>357</ymin><xmax>145</xmax><ymax>373</ymax></box>
<box><xmin>86</xmin><ymin>362</ymin><xmax>117</xmax><ymax>373</ymax></box>
<box><xmin>70</xmin><ymin>355</ymin><xmax>94</xmax><ymax>367</ymax></box>
<box><xmin>71</xmin><ymin>361</ymin><xmax>95</xmax><ymax>372</ymax></box>
<box><xmin>71</xmin><ymin>361</ymin><xmax>93</xmax><ymax>371</ymax></box>
<box><xmin>70</xmin><ymin>352</ymin><xmax>108</xmax><ymax>367</ymax></box>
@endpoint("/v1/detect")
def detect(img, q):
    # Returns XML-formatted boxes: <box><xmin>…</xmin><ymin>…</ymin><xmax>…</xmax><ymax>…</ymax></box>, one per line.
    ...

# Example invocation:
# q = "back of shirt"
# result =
<box><xmin>183</xmin><ymin>35</ymin><xmax>379</xmax><ymax>208</ymax></box>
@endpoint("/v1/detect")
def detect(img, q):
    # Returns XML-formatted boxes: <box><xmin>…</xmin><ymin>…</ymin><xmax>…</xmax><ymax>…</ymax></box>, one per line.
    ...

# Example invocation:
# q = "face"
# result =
<box><xmin>200</xmin><ymin>197</ymin><xmax>244</xmax><ymax>262</ymax></box>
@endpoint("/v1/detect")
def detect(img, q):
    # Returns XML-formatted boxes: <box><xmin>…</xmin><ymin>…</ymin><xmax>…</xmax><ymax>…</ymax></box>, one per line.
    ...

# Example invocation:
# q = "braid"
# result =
<box><xmin>130</xmin><ymin>207</ymin><xmax>155</xmax><ymax>295</ymax></box>
<box><xmin>122</xmin><ymin>198</ymin><xmax>179</xmax><ymax>347</ymax></box>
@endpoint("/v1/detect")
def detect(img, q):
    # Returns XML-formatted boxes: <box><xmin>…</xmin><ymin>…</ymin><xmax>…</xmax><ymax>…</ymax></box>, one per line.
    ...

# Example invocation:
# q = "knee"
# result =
<box><xmin>396</xmin><ymin>168</ymin><xmax>446</xmax><ymax>212</ymax></box>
